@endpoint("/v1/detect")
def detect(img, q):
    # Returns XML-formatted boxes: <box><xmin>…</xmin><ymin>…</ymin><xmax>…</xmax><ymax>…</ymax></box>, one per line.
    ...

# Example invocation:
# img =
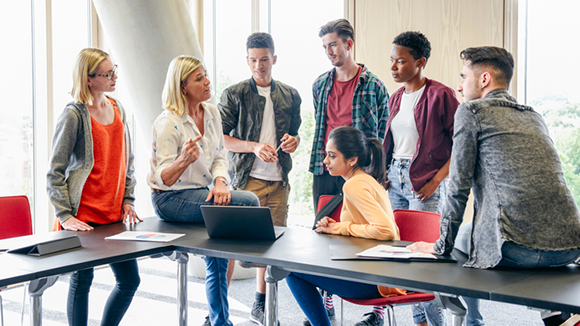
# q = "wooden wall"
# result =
<box><xmin>348</xmin><ymin>0</ymin><xmax>518</xmax><ymax>222</ymax></box>
<box><xmin>349</xmin><ymin>0</ymin><xmax>507</xmax><ymax>99</ymax></box>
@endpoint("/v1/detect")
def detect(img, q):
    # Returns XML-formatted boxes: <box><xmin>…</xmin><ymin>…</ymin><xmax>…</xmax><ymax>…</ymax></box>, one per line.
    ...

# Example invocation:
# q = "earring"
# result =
<box><xmin>350</xmin><ymin>163</ymin><xmax>354</xmax><ymax>166</ymax></box>
<box><xmin>481</xmin><ymin>84</ymin><xmax>484</xmax><ymax>88</ymax></box>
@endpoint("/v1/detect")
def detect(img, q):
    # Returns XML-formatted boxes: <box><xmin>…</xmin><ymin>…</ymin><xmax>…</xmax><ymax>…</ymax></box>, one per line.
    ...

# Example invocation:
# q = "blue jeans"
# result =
<box><xmin>388</xmin><ymin>158</ymin><xmax>447</xmax><ymax>326</ymax></box>
<box><xmin>152</xmin><ymin>187</ymin><xmax>258</xmax><ymax>326</ymax></box>
<box><xmin>67</xmin><ymin>259</ymin><xmax>140</xmax><ymax>326</ymax></box>
<box><xmin>286</xmin><ymin>272</ymin><xmax>381</xmax><ymax>326</ymax></box>
<box><xmin>498</xmin><ymin>240</ymin><xmax>580</xmax><ymax>268</ymax></box>
<box><xmin>151</xmin><ymin>187</ymin><xmax>259</xmax><ymax>223</ymax></box>
<box><xmin>387</xmin><ymin>158</ymin><xmax>446</xmax><ymax>213</ymax></box>
<box><xmin>454</xmin><ymin>223</ymin><xmax>484</xmax><ymax>326</ymax></box>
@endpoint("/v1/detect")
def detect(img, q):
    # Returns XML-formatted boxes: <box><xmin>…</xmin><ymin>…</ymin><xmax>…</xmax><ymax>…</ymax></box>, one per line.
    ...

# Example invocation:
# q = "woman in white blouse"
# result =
<box><xmin>148</xmin><ymin>55</ymin><xmax>258</xmax><ymax>326</ymax></box>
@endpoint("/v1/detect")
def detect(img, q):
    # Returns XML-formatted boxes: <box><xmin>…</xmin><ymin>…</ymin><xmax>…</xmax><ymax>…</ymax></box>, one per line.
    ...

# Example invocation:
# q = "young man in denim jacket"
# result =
<box><xmin>409</xmin><ymin>46</ymin><xmax>580</xmax><ymax>326</ymax></box>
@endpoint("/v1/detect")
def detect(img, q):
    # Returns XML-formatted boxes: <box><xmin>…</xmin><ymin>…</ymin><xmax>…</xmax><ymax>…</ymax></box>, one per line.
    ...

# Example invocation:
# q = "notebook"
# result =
<box><xmin>200</xmin><ymin>205</ymin><xmax>286</xmax><ymax>240</ymax></box>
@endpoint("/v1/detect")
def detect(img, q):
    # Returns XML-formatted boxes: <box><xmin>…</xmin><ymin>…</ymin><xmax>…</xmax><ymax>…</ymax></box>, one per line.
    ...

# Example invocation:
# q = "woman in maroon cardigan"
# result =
<box><xmin>384</xmin><ymin>31</ymin><xmax>460</xmax><ymax>326</ymax></box>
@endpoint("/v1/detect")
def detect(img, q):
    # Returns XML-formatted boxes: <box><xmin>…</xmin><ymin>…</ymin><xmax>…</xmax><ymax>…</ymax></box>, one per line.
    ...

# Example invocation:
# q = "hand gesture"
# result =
<box><xmin>180</xmin><ymin>135</ymin><xmax>203</xmax><ymax>165</ymax></box>
<box><xmin>416</xmin><ymin>178</ymin><xmax>441</xmax><ymax>201</ymax></box>
<box><xmin>206</xmin><ymin>180</ymin><xmax>231</xmax><ymax>206</ymax></box>
<box><xmin>253</xmin><ymin>142</ymin><xmax>278</xmax><ymax>163</ymax></box>
<box><xmin>406</xmin><ymin>241</ymin><xmax>436</xmax><ymax>254</ymax></box>
<box><xmin>61</xmin><ymin>216</ymin><xmax>93</xmax><ymax>232</ymax></box>
<box><xmin>315</xmin><ymin>216</ymin><xmax>337</xmax><ymax>234</ymax></box>
<box><xmin>278</xmin><ymin>133</ymin><xmax>299</xmax><ymax>153</ymax></box>
<box><xmin>122</xmin><ymin>203</ymin><xmax>142</xmax><ymax>224</ymax></box>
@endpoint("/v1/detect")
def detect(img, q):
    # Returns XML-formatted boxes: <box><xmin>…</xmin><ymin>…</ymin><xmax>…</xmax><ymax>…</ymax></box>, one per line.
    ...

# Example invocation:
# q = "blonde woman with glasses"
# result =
<box><xmin>47</xmin><ymin>48</ymin><xmax>141</xmax><ymax>326</ymax></box>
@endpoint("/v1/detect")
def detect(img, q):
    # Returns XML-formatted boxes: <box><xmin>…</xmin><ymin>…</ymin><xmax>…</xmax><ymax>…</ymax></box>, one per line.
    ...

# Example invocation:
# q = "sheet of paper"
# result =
<box><xmin>356</xmin><ymin>244</ymin><xmax>437</xmax><ymax>259</ymax></box>
<box><xmin>105</xmin><ymin>231</ymin><xmax>185</xmax><ymax>243</ymax></box>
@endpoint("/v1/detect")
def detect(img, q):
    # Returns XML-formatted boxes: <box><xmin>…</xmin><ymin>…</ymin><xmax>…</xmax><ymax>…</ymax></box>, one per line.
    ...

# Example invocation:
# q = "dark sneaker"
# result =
<box><xmin>250</xmin><ymin>301</ymin><xmax>265</xmax><ymax>325</ymax></box>
<box><xmin>354</xmin><ymin>312</ymin><xmax>384</xmax><ymax>326</ymax></box>
<box><xmin>202</xmin><ymin>315</ymin><xmax>211</xmax><ymax>326</ymax></box>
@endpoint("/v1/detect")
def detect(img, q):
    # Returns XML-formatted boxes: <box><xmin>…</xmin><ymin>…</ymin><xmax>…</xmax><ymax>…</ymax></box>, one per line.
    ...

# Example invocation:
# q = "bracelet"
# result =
<box><xmin>215</xmin><ymin>177</ymin><xmax>228</xmax><ymax>186</ymax></box>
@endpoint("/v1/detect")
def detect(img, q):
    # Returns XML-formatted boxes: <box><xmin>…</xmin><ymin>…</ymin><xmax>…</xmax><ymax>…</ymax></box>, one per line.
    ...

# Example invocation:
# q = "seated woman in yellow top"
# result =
<box><xmin>286</xmin><ymin>126</ymin><xmax>403</xmax><ymax>326</ymax></box>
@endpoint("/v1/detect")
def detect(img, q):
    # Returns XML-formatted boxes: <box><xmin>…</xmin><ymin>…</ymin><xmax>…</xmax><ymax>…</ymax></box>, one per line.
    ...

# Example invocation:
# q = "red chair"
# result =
<box><xmin>0</xmin><ymin>195</ymin><xmax>33</xmax><ymax>240</ymax></box>
<box><xmin>337</xmin><ymin>208</ymin><xmax>442</xmax><ymax>326</ymax></box>
<box><xmin>317</xmin><ymin>195</ymin><xmax>342</xmax><ymax>223</ymax></box>
<box><xmin>0</xmin><ymin>195</ymin><xmax>33</xmax><ymax>326</ymax></box>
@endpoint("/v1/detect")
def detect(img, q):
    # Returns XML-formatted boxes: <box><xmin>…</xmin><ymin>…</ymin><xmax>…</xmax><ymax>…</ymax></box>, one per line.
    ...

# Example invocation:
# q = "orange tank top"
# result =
<box><xmin>76</xmin><ymin>98</ymin><xmax>127</xmax><ymax>225</ymax></box>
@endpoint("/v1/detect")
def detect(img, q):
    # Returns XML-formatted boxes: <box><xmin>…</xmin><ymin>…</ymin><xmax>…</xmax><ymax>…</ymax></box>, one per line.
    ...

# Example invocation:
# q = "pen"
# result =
<box><xmin>276</xmin><ymin>139</ymin><xmax>286</xmax><ymax>152</ymax></box>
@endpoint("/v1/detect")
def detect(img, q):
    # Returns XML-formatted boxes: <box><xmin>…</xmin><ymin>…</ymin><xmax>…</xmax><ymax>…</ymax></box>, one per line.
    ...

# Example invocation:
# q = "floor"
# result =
<box><xmin>1</xmin><ymin>253</ymin><xmax>545</xmax><ymax>326</ymax></box>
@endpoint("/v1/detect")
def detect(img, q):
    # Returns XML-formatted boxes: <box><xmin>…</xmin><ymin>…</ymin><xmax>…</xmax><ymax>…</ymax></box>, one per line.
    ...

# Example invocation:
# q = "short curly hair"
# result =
<box><xmin>246</xmin><ymin>32</ymin><xmax>275</xmax><ymax>55</ymax></box>
<box><xmin>393</xmin><ymin>31</ymin><xmax>431</xmax><ymax>65</ymax></box>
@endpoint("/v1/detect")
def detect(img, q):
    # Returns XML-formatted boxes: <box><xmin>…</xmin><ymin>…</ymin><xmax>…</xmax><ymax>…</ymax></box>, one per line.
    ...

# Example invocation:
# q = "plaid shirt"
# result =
<box><xmin>309</xmin><ymin>64</ymin><xmax>389</xmax><ymax>175</ymax></box>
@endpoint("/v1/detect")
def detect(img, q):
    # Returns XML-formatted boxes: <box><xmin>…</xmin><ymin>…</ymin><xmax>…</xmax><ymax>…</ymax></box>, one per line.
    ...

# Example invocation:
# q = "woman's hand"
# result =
<box><xmin>180</xmin><ymin>135</ymin><xmax>202</xmax><ymax>165</ymax></box>
<box><xmin>315</xmin><ymin>216</ymin><xmax>337</xmax><ymax>234</ymax></box>
<box><xmin>122</xmin><ymin>204</ymin><xmax>142</xmax><ymax>224</ymax></box>
<box><xmin>206</xmin><ymin>180</ymin><xmax>231</xmax><ymax>206</ymax></box>
<box><xmin>61</xmin><ymin>217</ymin><xmax>93</xmax><ymax>231</ymax></box>
<box><xmin>416</xmin><ymin>178</ymin><xmax>441</xmax><ymax>201</ymax></box>
<box><xmin>406</xmin><ymin>241</ymin><xmax>436</xmax><ymax>254</ymax></box>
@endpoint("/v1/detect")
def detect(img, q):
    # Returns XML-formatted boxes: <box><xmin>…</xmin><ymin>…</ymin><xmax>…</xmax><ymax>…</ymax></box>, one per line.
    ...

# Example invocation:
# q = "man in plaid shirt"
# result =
<box><xmin>309</xmin><ymin>19</ymin><xmax>389</xmax><ymax>212</ymax></box>
<box><xmin>307</xmin><ymin>18</ymin><xmax>389</xmax><ymax>326</ymax></box>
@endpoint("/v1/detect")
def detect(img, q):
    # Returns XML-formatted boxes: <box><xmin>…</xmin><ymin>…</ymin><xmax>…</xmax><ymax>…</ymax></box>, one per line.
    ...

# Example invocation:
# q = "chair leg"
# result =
<box><xmin>340</xmin><ymin>297</ymin><xmax>344</xmax><ymax>326</ymax></box>
<box><xmin>1</xmin><ymin>293</ymin><xmax>4</xmax><ymax>326</ymax></box>
<box><xmin>385</xmin><ymin>305</ymin><xmax>396</xmax><ymax>326</ymax></box>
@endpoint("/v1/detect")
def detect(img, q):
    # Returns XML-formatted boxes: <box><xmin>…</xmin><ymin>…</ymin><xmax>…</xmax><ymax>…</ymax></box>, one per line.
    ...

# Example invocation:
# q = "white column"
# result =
<box><xmin>91</xmin><ymin>0</ymin><xmax>205</xmax><ymax>216</ymax></box>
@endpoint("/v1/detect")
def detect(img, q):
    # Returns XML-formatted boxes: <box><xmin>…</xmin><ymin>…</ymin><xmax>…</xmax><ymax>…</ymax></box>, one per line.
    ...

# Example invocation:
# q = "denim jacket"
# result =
<box><xmin>218</xmin><ymin>78</ymin><xmax>301</xmax><ymax>188</ymax></box>
<box><xmin>434</xmin><ymin>89</ymin><xmax>580</xmax><ymax>269</ymax></box>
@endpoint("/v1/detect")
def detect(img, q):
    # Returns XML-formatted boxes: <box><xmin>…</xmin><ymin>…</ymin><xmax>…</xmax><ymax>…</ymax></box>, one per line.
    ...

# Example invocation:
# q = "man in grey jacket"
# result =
<box><xmin>409</xmin><ymin>46</ymin><xmax>580</xmax><ymax>326</ymax></box>
<box><xmin>218</xmin><ymin>32</ymin><xmax>301</xmax><ymax>326</ymax></box>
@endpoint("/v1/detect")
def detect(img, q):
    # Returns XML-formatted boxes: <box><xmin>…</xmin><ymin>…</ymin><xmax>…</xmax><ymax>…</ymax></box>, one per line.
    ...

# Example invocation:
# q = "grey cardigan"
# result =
<box><xmin>47</xmin><ymin>97</ymin><xmax>136</xmax><ymax>224</ymax></box>
<box><xmin>434</xmin><ymin>89</ymin><xmax>580</xmax><ymax>269</ymax></box>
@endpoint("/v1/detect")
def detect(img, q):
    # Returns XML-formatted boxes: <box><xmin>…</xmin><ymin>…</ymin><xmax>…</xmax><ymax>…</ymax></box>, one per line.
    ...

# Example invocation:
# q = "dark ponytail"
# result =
<box><xmin>328</xmin><ymin>126</ymin><xmax>386</xmax><ymax>184</ymax></box>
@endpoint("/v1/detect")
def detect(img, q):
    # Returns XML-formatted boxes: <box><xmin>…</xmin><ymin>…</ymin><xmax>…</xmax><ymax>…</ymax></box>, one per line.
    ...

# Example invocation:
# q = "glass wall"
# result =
<box><xmin>523</xmin><ymin>0</ymin><xmax>580</xmax><ymax>203</ymax></box>
<box><xmin>203</xmin><ymin>0</ymin><xmax>344</xmax><ymax>226</ymax></box>
<box><xmin>0</xmin><ymin>2</ymin><xmax>34</xmax><ymax>204</ymax></box>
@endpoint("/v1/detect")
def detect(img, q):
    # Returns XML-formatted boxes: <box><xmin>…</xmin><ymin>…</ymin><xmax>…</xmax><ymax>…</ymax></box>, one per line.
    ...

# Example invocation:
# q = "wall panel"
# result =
<box><xmin>353</xmin><ymin>0</ymin><xmax>504</xmax><ymax>98</ymax></box>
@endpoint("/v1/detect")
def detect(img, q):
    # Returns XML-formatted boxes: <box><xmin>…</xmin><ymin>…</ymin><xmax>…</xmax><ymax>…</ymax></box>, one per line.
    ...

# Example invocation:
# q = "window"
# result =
<box><xmin>0</xmin><ymin>1</ymin><xmax>34</xmax><ymax>209</ymax></box>
<box><xmin>203</xmin><ymin>0</ymin><xmax>344</xmax><ymax>226</ymax></box>
<box><xmin>520</xmin><ymin>0</ymin><xmax>580</xmax><ymax>203</ymax></box>
<box><xmin>0</xmin><ymin>0</ymin><xmax>91</xmax><ymax>231</ymax></box>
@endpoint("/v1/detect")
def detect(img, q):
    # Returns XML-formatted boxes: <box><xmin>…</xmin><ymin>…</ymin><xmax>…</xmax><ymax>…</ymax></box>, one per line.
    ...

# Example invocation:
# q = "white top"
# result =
<box><xmin>250</xmin><ymin>86</ymin><xmax>283</xmax><ymax>181</ymax></box>
<box><xmin>390</xmin><ymin>85</ymin><xmax>425</xmax><ymax>159</ymax></box>
<box><xmin>148</xmin><ymin>103</ymin><xmax>230</xmax><ymax>190</ymax></box>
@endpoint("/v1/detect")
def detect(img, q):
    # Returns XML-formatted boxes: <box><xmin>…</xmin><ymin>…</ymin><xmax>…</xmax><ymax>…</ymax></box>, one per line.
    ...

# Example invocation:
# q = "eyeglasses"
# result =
<box><xmin>89</xmin><ymin>65</ymin><xmax>118</xmax><ymax>80</ymax></box>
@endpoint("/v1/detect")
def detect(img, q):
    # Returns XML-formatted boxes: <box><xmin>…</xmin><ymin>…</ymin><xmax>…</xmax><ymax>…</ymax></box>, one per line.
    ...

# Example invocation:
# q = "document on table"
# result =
<box><xmin>105</xmin><ymin>231</ymin><xmax>185</xmax><ymax>242</ymax></box>
<box><xmin>357</xmin><ymin>244</ymin><xmax>437</xmax><ymax>260</ymax></box>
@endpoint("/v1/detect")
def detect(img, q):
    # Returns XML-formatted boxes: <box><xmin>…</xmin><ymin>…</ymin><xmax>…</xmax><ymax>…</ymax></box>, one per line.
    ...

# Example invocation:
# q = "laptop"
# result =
<box><xmin>200</xmin><ymin>205</ymin><xmax>286</xmax><ymax>240</ymax></box>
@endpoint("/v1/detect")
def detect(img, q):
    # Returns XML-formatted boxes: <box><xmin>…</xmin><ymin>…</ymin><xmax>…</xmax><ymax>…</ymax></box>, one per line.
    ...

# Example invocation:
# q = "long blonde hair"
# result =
<box><xmin>162</xmin><ymin>55</ymin><xmax>203</xmax><ymax>116</ymax></box>
<box><xmin>71</xmin><ymin>48</ymin><xmax>110</xmax><ymax>105</ymax></box>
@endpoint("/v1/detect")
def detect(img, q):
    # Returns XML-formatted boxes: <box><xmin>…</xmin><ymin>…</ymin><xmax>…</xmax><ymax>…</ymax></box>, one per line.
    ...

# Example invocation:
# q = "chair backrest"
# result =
<box><xmin>393</xmin><ymin>209</ymin><xmax>440</xmax><ymax>242</ymax></box>
<box><xmin>0</xmin><ymin>195</ymin><xmax>33</xmax><ymax>240</ymax></box>
<box><xmin>317</xmin><ymin>195</ymin><xmax>342</xmax><ymax>222</ymax></box>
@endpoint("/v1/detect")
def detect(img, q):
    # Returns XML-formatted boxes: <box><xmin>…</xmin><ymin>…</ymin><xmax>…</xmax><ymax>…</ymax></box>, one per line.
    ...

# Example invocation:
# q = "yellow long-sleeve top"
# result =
<box><xmin>331</xmin><ymin>169</ymin><xmax>400</xmax><ymax>241</ymax></box>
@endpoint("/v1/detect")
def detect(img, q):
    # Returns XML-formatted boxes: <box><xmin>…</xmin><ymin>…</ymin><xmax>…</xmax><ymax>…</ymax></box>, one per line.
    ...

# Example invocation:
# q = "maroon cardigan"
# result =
<box><xmin>384</xmin><ymin>78</ymin><xmax>460</xmax><ymax>191</ymax></box>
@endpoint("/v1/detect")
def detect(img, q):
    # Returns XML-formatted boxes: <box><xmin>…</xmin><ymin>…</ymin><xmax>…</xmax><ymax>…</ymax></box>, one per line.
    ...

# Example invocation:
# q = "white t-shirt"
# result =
<box><xmin>390</xmin><ymin>85</ymin><xmax>426</xmax><ymax>159</ymax></box>
<box><xmin>249</xmin><ymin>86</ymin><xmax>283</xmax><ymax>181</ymax></box>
